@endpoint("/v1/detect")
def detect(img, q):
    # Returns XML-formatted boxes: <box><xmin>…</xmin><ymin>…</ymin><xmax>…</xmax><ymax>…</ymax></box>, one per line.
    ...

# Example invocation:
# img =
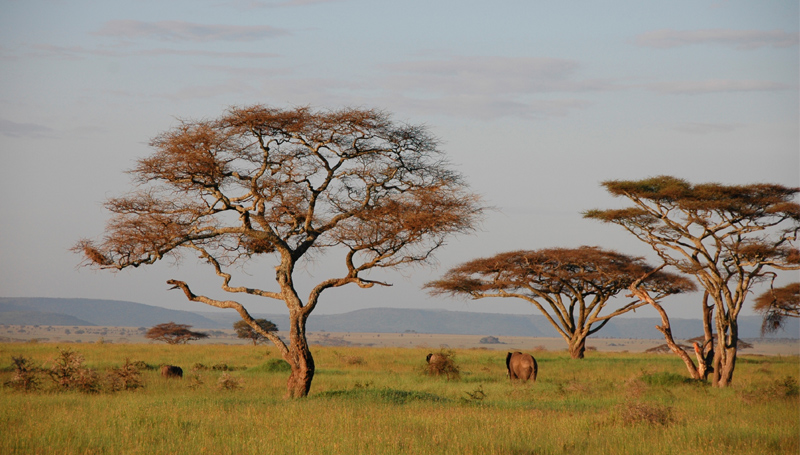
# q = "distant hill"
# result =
<box><xmin>0</xmin><ymin>298</ymin><xmax>219</xmax><ymax>328</ymax></box>
<box><xmin>1</xmin><ymin>297</ymin><xmax>797</xmax><ymax>340</ymax></box>
<box><xmin>197</xmin><ymin>308</ymin><xmax>799</xmax><ymax>340</ymax></box>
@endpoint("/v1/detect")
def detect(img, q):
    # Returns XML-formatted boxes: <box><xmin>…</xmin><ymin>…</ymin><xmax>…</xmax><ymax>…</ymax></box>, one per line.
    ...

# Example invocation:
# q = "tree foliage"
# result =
<box><xmin>234</xmin><ymin>318</ymin><xmax>278</xmax><ymax>345</ymax></box>
<box><xmin>426</xmin><ymin>246</ymin><xmax>695</xmax><ymax>358</ymax></box>
<box><xmin>585</xmin><ymin>176</ymin><xmax>799</xmax><ymax>386</ymax></box>
<box><xmin>145</xmin><ymin>322</ymin><xmax>209</xmax><ymax>345</ymax></box>
<box><xmin>754</xmin><ymin>282</ymin><xmax>800</xmax><ymax>335</ymax></box>
<box><xmin>75</xmin><ymin>105</ymin><xmax>483</xmax><ymax>398</ymax></box>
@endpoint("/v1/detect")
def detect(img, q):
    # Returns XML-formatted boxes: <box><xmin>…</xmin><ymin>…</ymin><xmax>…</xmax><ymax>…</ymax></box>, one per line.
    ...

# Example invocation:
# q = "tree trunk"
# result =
<box><xmin>650</xmin><ymin>299</ymin><xmax>701</xmax><ymax>380</ymax></box>
<box><xmin>712</xmin><ymin>318</ymin><xmax>738</xmax><ymax>388</ymax></box>
<box><xmin>568</xmin><ymin>336</ymin><xmax>586</xmax><ymax>359</ymax></box>
<box><xmin>696</xmin><ymin>292</ymin><xmax>714</xmax><ymax>381</ymax></box>
<box><xmin>284</xmin><ymin>312</ymin><xmax>315</xmax><ymax>398</ymax></box>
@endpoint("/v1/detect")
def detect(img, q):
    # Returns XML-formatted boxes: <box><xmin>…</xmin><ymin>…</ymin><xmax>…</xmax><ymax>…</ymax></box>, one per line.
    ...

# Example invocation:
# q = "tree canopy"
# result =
<box><xmin>585</xmin><ymin>176</ymin><xmax>799</xmax><ymax>386</ymax></box>
<box><xmin>145</xmin><ymin>322</ymin><xmax>209</xmax><ymax>345</ymax></box>
<box><xmin>426</xmin><ymin>246</ymin><xmax>695</xmax><ymax>358</ymax></box>
<box><xmin>754</xmin><ymin>282</ymin><xmax>800</xmax><ymax>335</ymax></box>
<box><xmin>75</xmin><ymin>105</ymin><xmax>483</xmax><ymax>397</ymax></box>
<box><xmin>234</xmin><ymin>319</ymin><xmax>278</xmax><ymax>345</ymax></box>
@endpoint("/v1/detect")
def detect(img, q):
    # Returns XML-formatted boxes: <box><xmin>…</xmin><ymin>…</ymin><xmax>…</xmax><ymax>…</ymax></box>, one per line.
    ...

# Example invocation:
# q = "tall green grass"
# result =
<box><xmin>1</xmin><ymin>343</ymin><xmax>797</xmax><ymax>454</ymax></box>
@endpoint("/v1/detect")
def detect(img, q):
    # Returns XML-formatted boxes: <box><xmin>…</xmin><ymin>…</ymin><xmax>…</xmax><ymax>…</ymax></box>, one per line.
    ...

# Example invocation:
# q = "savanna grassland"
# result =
<box><xmin>1</xmin><ymin>342</ymin><xmax>798</xmax><ymax>455</ymax></box>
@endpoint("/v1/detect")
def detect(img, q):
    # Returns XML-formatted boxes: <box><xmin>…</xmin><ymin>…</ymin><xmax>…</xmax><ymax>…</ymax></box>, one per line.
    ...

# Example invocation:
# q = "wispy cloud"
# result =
<box><xmin>375</xmin><ymin>56</ymin><xmax>613</xmax><ymax>119</ymax></box>
<box><xmin>94</xmin><ymin>20</ymin><xmax>289</xmax><ymax>42</ymax></box>
<box><xmin>20</xmin><ymin>44</ymin><xmax>278</xmax><ymax>60</ymax></box>
<box><xmin>0</xmin><ymin>118</ymin><xmax>55</xmax><ymax>138</ymax></box>
<box><xmin>383</xmin><ymin>56</ymin><xmax>614</xmax><ymax>95</ymax></box>
<box><xmin>648</xmin><ymin>79</ymin><xmax>793</xmax><ymax>94</ymax></box>
<box><xmin>226</xmin><ymin>0</ymin><xmax>343</xmax><ymax>9</ymax></box>
<box><xmin>636</xmin><ymin>29</ymin><xmax>799</xmax><ymax>50</ymax></box>
<box><xmin>672</xmin><ymin>122</ymin><xmax>744</xmax><ymax>134</ymax></box>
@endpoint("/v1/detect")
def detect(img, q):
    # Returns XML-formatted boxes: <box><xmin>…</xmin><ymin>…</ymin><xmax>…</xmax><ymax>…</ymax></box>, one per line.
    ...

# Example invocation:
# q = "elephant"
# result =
<box><xmin>426</xmin><ymin>352</ymin><xmax>459</xmax><ymax>379</ymax></box>
<box><xmin>426</xmin><ymin>353</ymin><xmax>444</xmax><ymax>364</ymax></box>
<box><xmin>506</xmin><ymin>352</ymin><xmax>537</xmax><ymax>382</ymax></box>
<box><xmin>160</xmin><ymin>365</ymin><xmax>183</xmax><ymax>379</ymax></box>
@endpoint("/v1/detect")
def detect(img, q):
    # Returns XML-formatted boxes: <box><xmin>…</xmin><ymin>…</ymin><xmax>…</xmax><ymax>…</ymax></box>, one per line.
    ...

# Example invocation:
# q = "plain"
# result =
<box><xmin>1</xmin><ymin>342</ymin><xmax>798</xmax><ymax>455</ymax></box>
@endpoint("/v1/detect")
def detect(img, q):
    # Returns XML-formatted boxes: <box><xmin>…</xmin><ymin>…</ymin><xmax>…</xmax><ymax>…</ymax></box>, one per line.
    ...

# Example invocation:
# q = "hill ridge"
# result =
<box><xmin>1</xmin><ymin>297</ymin><xmax>797</xmax><ymax>339</ymax></box>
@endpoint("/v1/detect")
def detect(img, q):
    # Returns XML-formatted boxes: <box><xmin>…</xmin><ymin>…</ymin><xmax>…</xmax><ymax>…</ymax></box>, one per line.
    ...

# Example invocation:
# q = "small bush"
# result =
<box><xmin>461</xmin><ymin>385</ymin><xmax>487</xmax><ymax>404</ymax></box>
<box><xmin>617</xmin><ymin>401</ymin><xmax>674</xmax><ymax>426</ymax></box>
<box><xmin>4</xmin><ymin>356</ymin><xmax>41</xmax><ymax>392</ymax></box>
<box><xmin>216</xmin><ymin>373</ymin><xmax>242</xmax><ymax>391</ymax></box>
<box><xmin>740</xmin><ymin>376</ymin><xmax>800</xmax><ymax>404</ymax></box>
<box><xmin>425</xmin><ymin>351</ymin><xmax>460</xmax><ymax>381</ymax></box>
<box><xmin>334</xmin><ymin>351</ymin><xmax>365</xmax><ymax>366</ymax></box>
<box><xmin>187</xmin><ymin>373</ymin><xmax>204</xmax><ymax>390</ymax></box>
<box><xmin>105</xmin><ymin>358</ymin><xmax>144</xmax><ymax>392</ymax></box>
<box><xmin>130</xmin><ymin>360</ymin><xmax>155</xmax><ymax>371</ymax></box>
<box><xmin>318</xmin><ymin>388</ymin><xmax>449</xmax><ymax>404</ymax></box>
<box><xmin>640</xmin><ymin>371</ymin><xmax>692</xmax><ymax>387</ymax></box>
<box><xmin>264</xmin><ymin>359</ymin><xmax>291</xmax><ymax>372</ymax></box>
<box><xmin>47</xmin><ymin>348</ymin><xmax>100</xmax><ymax>394</ymax></box>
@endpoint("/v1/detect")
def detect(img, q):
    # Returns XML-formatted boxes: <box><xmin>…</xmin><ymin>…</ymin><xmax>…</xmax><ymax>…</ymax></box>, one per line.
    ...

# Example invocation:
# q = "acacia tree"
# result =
<box><xmin>234</xmin><ymin>319</ymin><xmax>278</xmax><ymax>345</ymax></box>
<box><xmin>585</xmin><ymin>176</ymin><xmax>799</xmax><ymax>387</ymax></box>
<box><xmin>145</xmin><ymin>322</ymin><xmax>209</xmax><ymax>345</ymax></box>
<box><xmin>754</xmin><ymin>282</ymin><xmax>799</xmax><ymax>335</ymax></box>
<box><xmin>74</xmin><ymin>105</ymin><xmax>482</xmax><ymax>398</ymax></box>
<box><xmin>425</xmin><ymin>246</ymin><xmax>695</xmax><ymax>359</ymax></box>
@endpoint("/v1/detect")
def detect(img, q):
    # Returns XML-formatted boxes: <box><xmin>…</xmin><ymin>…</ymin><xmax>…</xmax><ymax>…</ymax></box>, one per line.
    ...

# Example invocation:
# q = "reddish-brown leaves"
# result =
<box><xmin>76</xmin><ymin>105</ymin><xmax>483</xmax><ymax>276</ymax></box>
<box><xmin>426</xmin><ymin>246</ymin><xmax>695</xmax><ymax>298</ymax></box>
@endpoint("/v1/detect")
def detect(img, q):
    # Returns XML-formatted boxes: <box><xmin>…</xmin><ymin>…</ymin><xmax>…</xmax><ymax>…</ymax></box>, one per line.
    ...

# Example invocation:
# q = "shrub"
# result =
<box><xmin>334</xmin><ymin>351</ymin><xmax>365</xmax><ymax>366</ymax></box>
<box><xmin>264</xmin><ymin>359</ymin><xmax>291</xmax><ymax>372</ymax></box>
<box><xmin>187</xmin><ymin>373</ymin><xmax>204</xmax><ymax>390</ymax></box>
<box><xmin>461</xmin><ymin>385</ymin><xmax>487</xmax><ymax>403</ymax></box>
<box><xmin>216</xmin><ymin>373</ymin><xmax>242</xmax><ymax>391</ymax></box>
<box><xmin>425</xmin><ymin>350</ymin><xmax>460</xmax><ymax>381</ymax></box>
<box><xmin>106</xmin><ymin>358</ymin><xmax>144</xmax><ymax>391</ymax></box>
<box><xmin>4</xmin><ymin>356</ymin><xmax>41</xmax><ymax>392</ymax></box>
<box><xmin>47</xmin><ymin>348</ymin><xmax>100</xmax><ymax>393</ymax></box>
<box><xmin>740</xmin><ymin>376</ymin><xmax>800</xmax><ymax>404</ymax></box>
<box><xmin>617</xmin><ymin>401</ymin><xmax>674</xmax><ymax>426</ymax></box>
<box><xmin>640</xmin><ymin>371</ymin><xmax>692</xmax><ymax>387</ymax></box>
<box><xmin>130</xmin><ymin>360</ymin><xmax>155</xmax><ymax>371</ymax></box>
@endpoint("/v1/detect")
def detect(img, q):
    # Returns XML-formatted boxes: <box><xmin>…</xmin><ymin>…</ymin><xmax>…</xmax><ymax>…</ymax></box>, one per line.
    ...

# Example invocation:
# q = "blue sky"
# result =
<box><xmin>1</xmin><ymin>0</ymin><xmax>798</xmax><ymax>320</ymax></box>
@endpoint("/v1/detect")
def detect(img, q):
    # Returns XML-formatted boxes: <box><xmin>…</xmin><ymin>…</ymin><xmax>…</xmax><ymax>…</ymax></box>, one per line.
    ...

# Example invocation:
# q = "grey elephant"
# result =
<box><xmin>506</xmin><ymin>352</ymin><xmax>537</xmax><ymax>382</ymax></box>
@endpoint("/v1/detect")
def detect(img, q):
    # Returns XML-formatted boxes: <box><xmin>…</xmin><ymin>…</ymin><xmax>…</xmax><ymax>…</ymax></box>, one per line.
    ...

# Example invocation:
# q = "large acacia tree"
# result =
<box><xmin>75</xmin><ymin>105</ymin><xmax>483</xmax><ymax>398</ymax></box>
<box><xmin>585</xmin><ymin>176</ymin><xmax>799</xmax><ymax>387</ymax></box>
<box><xmin>425</xmin><ymin>246</ymin><xmax>695</xmax><ymax>358</ymax></box>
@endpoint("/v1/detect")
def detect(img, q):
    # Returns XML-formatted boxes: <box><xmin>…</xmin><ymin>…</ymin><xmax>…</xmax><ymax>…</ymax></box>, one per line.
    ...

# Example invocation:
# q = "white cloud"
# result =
<box><xmin>636</xmin><ymin>29</ymin><xmax>799</xmax><ymax>50</ymax></box>
<box><xmin>94</xmin><ymin>20</ymin><xmax>289</xmax><ymax>42</ymax></box>
<box><xmin>648</xmin><ymin>79</ymin><xmax>793</xmax><ymax>94</ymax></box>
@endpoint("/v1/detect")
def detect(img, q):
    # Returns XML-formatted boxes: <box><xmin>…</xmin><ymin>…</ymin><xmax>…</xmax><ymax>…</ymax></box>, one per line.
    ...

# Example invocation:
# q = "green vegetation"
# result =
<box><xmin>1</xmin><ymin>342</ymin><xmax>797</xmax><ymax>454</ymax></box>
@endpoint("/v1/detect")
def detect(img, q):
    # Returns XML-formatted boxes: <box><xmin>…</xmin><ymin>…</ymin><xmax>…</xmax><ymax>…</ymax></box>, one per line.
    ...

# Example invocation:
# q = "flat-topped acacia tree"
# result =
<box><xmin>585</xmin><ymin>176</ymin><xmax>799</xmax><ymax>387</ymax></box>
<box><xmin>75</xmin><ymin>105</ymin><xmax>483</xmax><ymax>398</ymax></box>
<box><xmin>425</xmin><ymin>246</ymin><xmax>695</xmax><ymax>359</ymax></box>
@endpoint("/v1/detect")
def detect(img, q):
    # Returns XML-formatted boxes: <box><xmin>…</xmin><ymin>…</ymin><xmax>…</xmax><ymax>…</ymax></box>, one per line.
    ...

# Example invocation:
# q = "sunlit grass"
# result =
<box><xmin>1</xmin><ymin>343</ymin><xmax>797</xmax><ymax>454</ymax></box>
